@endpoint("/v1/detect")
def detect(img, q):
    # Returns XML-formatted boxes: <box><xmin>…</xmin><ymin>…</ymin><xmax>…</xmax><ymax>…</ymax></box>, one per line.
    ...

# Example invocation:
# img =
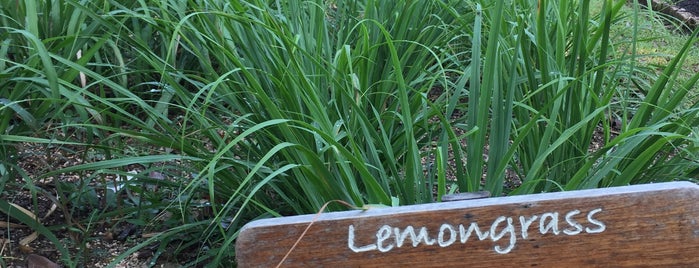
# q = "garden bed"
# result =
<box><xmin>644</xmin><ymin>0</ymin><xmax>699</xmax><ymax>30</ymax></box>
<box><xmin>2</xmin><ymin>0</ymin><xmax>698</xmax><ymax>267</ymax></box>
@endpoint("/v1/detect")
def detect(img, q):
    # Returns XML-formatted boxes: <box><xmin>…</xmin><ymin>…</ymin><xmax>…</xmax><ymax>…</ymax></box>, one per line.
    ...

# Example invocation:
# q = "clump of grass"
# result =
<box><xmin>1</xmin><ymin>0</ymin><xmax>697</xmax><ymax>266</ymax></box>
<box><xmin>454</xmin><ymin>0</ymin><xmax>699</xmax><ymax>196</ymax></box>
<box><xmin>3</xmin><ymin>0</ymin><xmax>468</xmax><ymax>265</ymax></box>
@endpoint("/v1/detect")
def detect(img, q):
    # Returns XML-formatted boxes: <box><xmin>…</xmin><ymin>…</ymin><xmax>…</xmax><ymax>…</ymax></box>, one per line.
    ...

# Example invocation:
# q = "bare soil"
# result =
<box><xmin>642</xmin><ymin>0</ymin><xmax>699</xmax><ymax>31</ymax></box>
<box><xmin>677</xmin><ymin>0</ymin><xmax>699</xmax><ymax>17</ymax></box>
<box><xmin>1</xmin><ymin>143</ymin><xmax>187</xmax><ymax>267</ymax></box>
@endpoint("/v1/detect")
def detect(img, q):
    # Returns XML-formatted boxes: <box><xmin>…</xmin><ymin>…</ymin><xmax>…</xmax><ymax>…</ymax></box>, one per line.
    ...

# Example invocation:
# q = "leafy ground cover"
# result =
<box><xmin>1</xmin><ymin>0</ymin><xmax>698</xmax><ymax>267</ymax></box>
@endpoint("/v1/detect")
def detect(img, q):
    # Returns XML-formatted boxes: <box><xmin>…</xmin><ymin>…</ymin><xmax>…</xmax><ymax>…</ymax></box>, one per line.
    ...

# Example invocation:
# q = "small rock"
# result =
<box><xmin>26</xmin><ymin>254</ymin><xmax>60</xmax><ymax>268</ymax></box>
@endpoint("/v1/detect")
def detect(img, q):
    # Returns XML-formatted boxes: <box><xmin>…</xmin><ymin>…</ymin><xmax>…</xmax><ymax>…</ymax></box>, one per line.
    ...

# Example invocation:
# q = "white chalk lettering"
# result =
<box><xmin>519</xmin><ymin>215</ymin><xmax>538</xmax><ymax>239</ymax></box>
<box><xmin>459</xmin><ymin>222</ymin><xmax>489</xmax><ymax>243</ymax></box>
<box><xmin>438</xmin><ymin>224</ymin><xmax>457</xmax><ymax>247</ymax></box>
<box><xmin>563</xmin><ymin>210</ymin><xmax>583</xmax><ymax>235</ymax></box>
<box><xmin>376</xmin><ymin>225</ymin><xmax>394</xmax><ymax>252</ymax></box>
<box><xmin>490</xmin><ymin>216</ymin><xmax>517</xmax><ymax>254</ymax></box>
<box><xmin>393</xmin><ymin>226</ymin><xmax>436</xmax><ymax>248</ymax></box>
<box><xmin>347</xmin><ymin>208</ymin><xmax>606</xmax><ymax>254</ymax></box>
<box><xmin>393</xmin><ymin>226</ymin><xmax>414</xmax><ymax>247</ymax></box>
<box><xmin>348</xmin><ymin>225</ymin><xmax>376</xmax><ymax>252</ymax></box>
<box><xmin>539</xmin><ymin>212</ymin><xmax>560</xmax><ymax>235</ymax></box>
<box><xmin>585</xmin><ymin>208</ymin><xmax>606</xmax><ymax>233</ymax></box>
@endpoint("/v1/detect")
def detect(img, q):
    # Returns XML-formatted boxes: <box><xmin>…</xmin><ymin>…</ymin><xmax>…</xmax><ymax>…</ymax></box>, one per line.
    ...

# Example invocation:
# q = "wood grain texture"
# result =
<box><xmin>236</xmin><ymin>182</ymin><xmax>699</xmax><ymax>267</ymax></box>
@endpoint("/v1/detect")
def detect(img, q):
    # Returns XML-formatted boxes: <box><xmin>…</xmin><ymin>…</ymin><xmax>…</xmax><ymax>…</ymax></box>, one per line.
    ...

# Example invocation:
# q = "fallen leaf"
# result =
<box><xmin>9</xmin><ymin>202</ymin><xmax>38</xmax><ymax>222</ymax></box>
<box><xmin>19</xmin><ymin>243</ymin><xmax>34</xmax><ymax>254</ymax></box>
<box><xmin>103</xmin><ymin>231</ymin><xmax>114</xmax><ymax>242</ymax></box>
<box><xmin>141</xmin><ymin>232</ymin><xmax>162</xmax><ymax>238</ymax></box>
<box><xmin>0</xmin><ymin>221</ymin><xmax>27</xmax><ymax>228</ymax></box>
<box><xmin>42</xmin><ymin>202</ymin><xmax>58</xmax><ymax>221</ymax></box>
<box><xmin>19</xmin><ymin>231</ymin><xmax>38</xmax><ymax>253</ymax></box>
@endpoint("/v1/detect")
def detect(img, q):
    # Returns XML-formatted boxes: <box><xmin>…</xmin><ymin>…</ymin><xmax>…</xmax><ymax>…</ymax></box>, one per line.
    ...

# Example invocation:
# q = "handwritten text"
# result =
<box><xmin>347</xmin><ymin>208</ymin><xmax>605</xmax><ymax>254</ymax></box>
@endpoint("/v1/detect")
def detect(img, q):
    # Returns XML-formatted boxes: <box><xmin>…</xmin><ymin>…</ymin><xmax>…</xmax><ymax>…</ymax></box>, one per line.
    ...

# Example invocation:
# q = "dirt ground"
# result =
<box><xmin>1</xmin><ymin>143</ymin><xmax>186</xmax><ymax>267</ymax></box>
<box><xmin>677</xmin><ymin>0</ymin><xmax>699</xmax><ymax>17</ymax></box>
<box><xmin>644</xmin><ymin>0</ymin><xmax>699</xmax><ymax>31</ymax></box>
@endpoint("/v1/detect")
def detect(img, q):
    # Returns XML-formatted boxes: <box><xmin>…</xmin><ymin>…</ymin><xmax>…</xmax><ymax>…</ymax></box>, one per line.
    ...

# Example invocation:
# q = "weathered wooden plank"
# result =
<box><xmin>440</xmin><ymin>190</ymin><xmax>490</xmax><ymax>202</ymax></box>
<box><xmin>236</xmin><ymin>182</ymin><xmax>699</xmax><ymax>267</ymax></box>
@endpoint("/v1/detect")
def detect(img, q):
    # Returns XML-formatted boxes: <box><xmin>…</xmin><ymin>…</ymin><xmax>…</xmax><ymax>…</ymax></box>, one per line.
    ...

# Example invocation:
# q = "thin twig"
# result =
<box><xmin>275</xmin><ymin>200</ymin><xmax>358</xmax><ymax>268</ymax></box>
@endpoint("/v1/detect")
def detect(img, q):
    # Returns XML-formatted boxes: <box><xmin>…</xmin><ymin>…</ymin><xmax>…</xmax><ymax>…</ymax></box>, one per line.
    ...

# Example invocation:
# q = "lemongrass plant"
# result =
<box><xmin>452</xmin><ymin>0</ymin><xmax>699</xmax><ymax>197</ymax></box>
<box><xmin>1</xmin><ymin>0</ymin><xmax>697</xmax><ymax>266</ymax></box>
<box><xmin>4</xmin><ymin>0</ymin><xmax>471</xmax><ymax>265</ymax></box>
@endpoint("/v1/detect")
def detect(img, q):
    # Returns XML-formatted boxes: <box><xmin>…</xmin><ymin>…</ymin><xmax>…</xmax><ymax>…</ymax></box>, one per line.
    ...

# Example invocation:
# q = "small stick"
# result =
<box><xmin>275</xmin><ymin>200</ymin><xmax>359</xmax><ymax>268</ymax></box>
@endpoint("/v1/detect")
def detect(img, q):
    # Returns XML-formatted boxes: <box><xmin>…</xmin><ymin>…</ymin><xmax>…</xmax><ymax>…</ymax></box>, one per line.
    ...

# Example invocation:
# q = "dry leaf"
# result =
<box><xmin>19</xmin><ymin>243</ymin><xmax>34</xmax><ymax>254</ymax></box>
<box><xmin>76</xmin><ymin>50</ymin><xmax>86</xmax><ymax>88</ymax></box>
<box><xmin>19</xmin><ymin>231</ymin><xmax>38</xmax><ymax>251</ymax></box>
<box><xmin>141</xmin><ymin>232</ymin><xmax>162</xmax><ymax>238</ymax></box>
<box><xmin>10</xmin><ymin>202</ymin><xmax>38</xmax><ymax>221</ymax></box>
<box><xmin>0</xmin><ymin>221</ymin><xmax>27</xmax><ymax>228</ymax></box>
<box><xmin>103</xmin><ymin>231</ymin><xmax>114</xmax><ymax>242</ymax></box>
<box><xmin>0</xmin><ymin>238</ymin><xmax>8</xmax><ymax>258</ymax></box>
<box><xmin>42</xmin><ymin>202</ymin><xmax>58</xmax><ymax>221</ymax></box>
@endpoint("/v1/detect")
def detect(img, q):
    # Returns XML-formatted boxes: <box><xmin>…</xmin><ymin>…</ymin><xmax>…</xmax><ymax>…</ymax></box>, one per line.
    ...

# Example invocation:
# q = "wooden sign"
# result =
<box><xmin>236</xmin><ymin>182</ymin><xmax>699</xmax><ymax>267</ymax></box>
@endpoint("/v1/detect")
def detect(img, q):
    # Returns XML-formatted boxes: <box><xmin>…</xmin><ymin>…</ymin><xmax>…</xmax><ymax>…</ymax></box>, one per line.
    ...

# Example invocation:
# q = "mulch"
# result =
<box><xmin>676</xmin><ymin>0</ymin><xmax>699</xmax><ymax>17</ymax></box>
<box><xmin>643</xmin><ymin>0</ymin><xmax>699</xmax><ymax>31</ymax></box>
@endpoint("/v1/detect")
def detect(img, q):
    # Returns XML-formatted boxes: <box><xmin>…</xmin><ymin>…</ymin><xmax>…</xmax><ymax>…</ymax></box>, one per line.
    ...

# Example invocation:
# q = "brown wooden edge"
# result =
<box><xmin>236</xmin><ymin>182</ymin><xmax>699</xmax><ymax>267</ymax></box>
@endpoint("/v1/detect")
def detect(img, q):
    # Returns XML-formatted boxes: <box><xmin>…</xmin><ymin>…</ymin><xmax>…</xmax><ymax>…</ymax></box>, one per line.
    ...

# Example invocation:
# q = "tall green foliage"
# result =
<box><xmin>1</xmin><ymin>0</ymin><xmax>697</xmax><ymax>266</ymax></box>
<box><xmin>450</xmin><ymin>0</ymin><xmax>699</xmax><ymax>196</ymax></box>
<box><xmin>3</xmin><ymin>0</ymin><xmax>471</xmax><ymax>265</ymax></box>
